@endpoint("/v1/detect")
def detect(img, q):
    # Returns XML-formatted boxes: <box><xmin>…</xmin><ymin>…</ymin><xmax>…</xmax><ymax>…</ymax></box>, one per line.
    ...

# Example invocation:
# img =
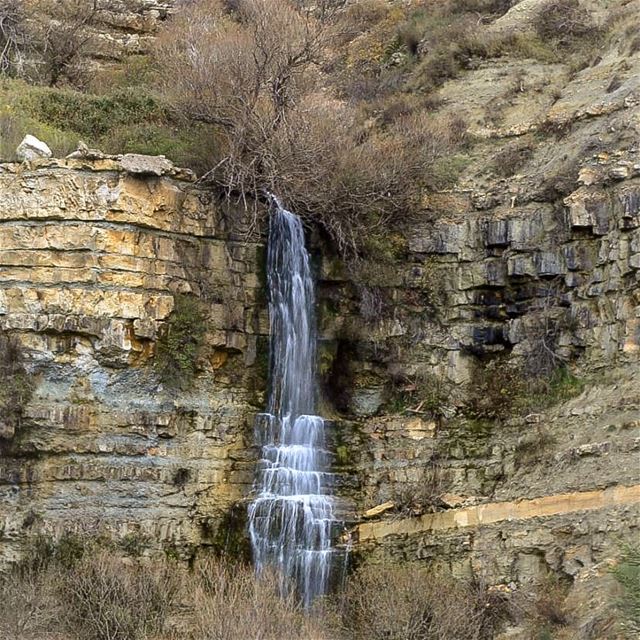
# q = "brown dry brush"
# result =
<box><xmin>184</xmin><ymin>558</ymin><xmax>325</xmax><ymax>640</ymax></box>
<box><xmin>154</xmin><ymin>0</ymin><xmax>468</xmax><ymax>257</ymax></box>
<box><xmin>0</xmin><ymin>0</ymin><xmax>124</xmax><ymax>87</ymax></box>
<box><xmin>0</xmin><ymin>538</ymin><xmax>567</xmax><ymax>640</ymax></box>
<box><xmin>0</xmin><ymin>547</ymin><xmax>327</xmax><ymax>640</ymax></box>
<box><xmin>338</xmin><ymin>562</ymin><xmax>510</xmax><ymax>640</ymax></box>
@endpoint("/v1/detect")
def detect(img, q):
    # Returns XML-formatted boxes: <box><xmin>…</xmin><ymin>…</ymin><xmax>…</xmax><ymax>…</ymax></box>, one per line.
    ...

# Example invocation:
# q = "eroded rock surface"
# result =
<box><xmin>0</xmin><ymin>156</ymin><xmax>266</xmax><ymax>564</ymax></box>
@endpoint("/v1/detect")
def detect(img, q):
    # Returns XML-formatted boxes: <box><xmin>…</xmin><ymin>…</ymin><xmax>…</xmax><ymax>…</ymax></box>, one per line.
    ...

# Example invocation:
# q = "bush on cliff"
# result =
<box><xmin>155</xmin><ymin>294</ymin><xmax>206</xmax><ymax>390</ymax></box>
<box><xmin>0</xmin><ymin>331</ymin><xmax>34</xmax><ymax>439</ymax></box>
<box><xmin>153</xmin><ymin>0</ymin><xmax>469</xmax><ymax>257</ymax></box>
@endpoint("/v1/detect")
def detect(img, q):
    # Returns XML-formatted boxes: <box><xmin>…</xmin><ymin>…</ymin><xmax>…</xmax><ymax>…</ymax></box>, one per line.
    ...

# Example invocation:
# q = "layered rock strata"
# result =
<box><xmin>0</xmin><ymin>155</ymin><xmax>266</xmax><ymax>564</ymax></box>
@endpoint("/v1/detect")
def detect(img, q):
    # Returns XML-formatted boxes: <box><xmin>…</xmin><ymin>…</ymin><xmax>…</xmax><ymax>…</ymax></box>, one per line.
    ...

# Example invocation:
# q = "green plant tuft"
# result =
<box><xmin>155</xmin><ymin>295</ymin><xmax>206</xmax><ymax>390</ymax></box>
<box><xmin>0</xmin><ymin>331</ymin><xmax>35</xmax><ymax>439</ymax></box>
<box><xmin>613</xmin><ymin>545</ymin><xmax>640</xmax><ymax>634</ymax></box>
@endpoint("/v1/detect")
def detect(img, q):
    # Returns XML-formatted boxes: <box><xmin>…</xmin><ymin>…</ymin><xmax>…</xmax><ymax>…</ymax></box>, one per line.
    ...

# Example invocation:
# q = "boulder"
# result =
<box><xmin>120</xmin><ymin>153</ymin><xmax>174</xmax><ymax>176</ymax></box>
<box><xmin>16</xmin><ymin>135</ymin><xmax>52</xmax><ymax>161</ymax></box>
<box><xmin>363</xmin><ymin>501</ymin><xmax>395</xmax><ymax>518</ymax></box>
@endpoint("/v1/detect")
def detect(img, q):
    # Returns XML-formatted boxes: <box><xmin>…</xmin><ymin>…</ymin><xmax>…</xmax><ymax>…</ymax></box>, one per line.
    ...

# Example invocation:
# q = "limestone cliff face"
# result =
<box><xmin>322</xmin><ymin>151</ymin><xmax>640</xmax><ymax>583</ymax></box>
<box><xmin>65</xmin><ymin>0</ymin><xmax>177</xmax><ymax>62</ymax></box>
<box><xmin>0</xmin><ymin>4</ymin><xmax>639</xmax><ymax>623</ymax></box>
<box><xmin>313</xmin><ymin>0</ymin><xmax>640</xmax><ymax>600</ymax></box>
<box><xmin>0</xmin><ymin>155</ymin><xmax>266</xmax><ymax>563</ymax></box>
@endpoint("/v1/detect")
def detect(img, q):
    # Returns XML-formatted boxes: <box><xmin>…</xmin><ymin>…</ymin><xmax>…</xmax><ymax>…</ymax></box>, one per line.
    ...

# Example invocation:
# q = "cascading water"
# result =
<box><xmin>248</xmin><ymin>197</ymin><xmax>340</xmax><ymax>607</ymax></box>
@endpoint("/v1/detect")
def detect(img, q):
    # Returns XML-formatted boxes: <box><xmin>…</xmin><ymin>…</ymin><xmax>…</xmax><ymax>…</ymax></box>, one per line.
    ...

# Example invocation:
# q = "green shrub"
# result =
<box><xmin>0</xmin><ymin>331</ymin><xmax>34</xmax><ymax>438</ymax></box>
<box><xmin>425</xmin><ymin>153</ymin><xmax>471</xmax><ymax>189</ymax></box>
<box><xmin>88</xmin><ymin>55</ymin><xmax>157</xmax><ymax>94</ymax></box>
<box><xmin>107</xmin><ymin>121</ymin><xmax>221</xmax><ymax>175</ymax></box>
<box><xmin>0</xmin><ymin>92</ymin><xmax>78</xmax><ymax>160</ymax></box>
<box><xmin>613</xmin><ymin>545</ymin><xmax>640</xmax><ymax>634</ymax></box>
<box><xmin>155</xmin><ymin>294</ymin><xmax>206</xmax><ymax>390</ymax></box>
<box><xmin>21</xmin><ymin>86</ymin><xmax>167</xmax><ymax>139</ymax></box>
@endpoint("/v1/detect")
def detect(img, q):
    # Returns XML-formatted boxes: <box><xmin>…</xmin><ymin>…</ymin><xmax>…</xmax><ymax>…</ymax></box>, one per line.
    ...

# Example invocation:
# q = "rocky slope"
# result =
<box><xmin>314</xmin><ymin>1</ymin><xmax>640</xmax><ymax>633</ymax></box>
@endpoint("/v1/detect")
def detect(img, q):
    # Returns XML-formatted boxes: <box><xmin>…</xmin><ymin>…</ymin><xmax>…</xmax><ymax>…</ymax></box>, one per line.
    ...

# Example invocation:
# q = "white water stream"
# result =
<box><xmin>248</xmin><ymin>197</ymin><xmax>339</xmax><ymax>607</ymax></box>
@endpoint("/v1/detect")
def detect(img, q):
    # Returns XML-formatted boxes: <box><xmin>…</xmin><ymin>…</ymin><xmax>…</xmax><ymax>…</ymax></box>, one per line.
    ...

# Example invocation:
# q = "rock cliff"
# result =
<box><xmin>0</xmin><ymin>0</ymin><xmax>639</xmax><ymax>634</ymax></box>
<box><xmin>0</xmin><ymin>154</ymin><xmax>266</xmax><ymax>563</ymax></box>
<box><xmin>308</xmin><ymin>2</ymin><xmax>640</xmax><ymax>627</ymax></box>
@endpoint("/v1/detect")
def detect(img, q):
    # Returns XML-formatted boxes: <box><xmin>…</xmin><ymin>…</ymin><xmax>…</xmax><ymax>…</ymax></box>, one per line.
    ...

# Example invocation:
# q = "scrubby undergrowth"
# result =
<box><xmin>0</xmin><ymin>0</ymin><xmax>619</xmax><ymax>257</ymax></box>
<box><xmin>0</xmin><ymin>534</ymin><xmax>509</xmax><ymax>640</ymax></box>
<box><xmin>2</xmin><ymin>535</ymin><xmax>635</xmax><ymax>640</ymax></box>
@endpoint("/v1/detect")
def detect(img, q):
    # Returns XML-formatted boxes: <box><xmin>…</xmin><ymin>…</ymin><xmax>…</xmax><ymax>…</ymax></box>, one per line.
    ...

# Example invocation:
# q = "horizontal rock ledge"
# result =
<box><xmin>356</xmin><ymin>484</ymin><xmax>640</xmax><ymax>541</ymax></box>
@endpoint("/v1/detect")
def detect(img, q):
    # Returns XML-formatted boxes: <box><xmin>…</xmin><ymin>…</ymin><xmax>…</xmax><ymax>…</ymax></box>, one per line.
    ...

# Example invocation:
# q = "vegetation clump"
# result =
<box><xmin>155</xmin><ymin>294</ymin><xmax>206</xmax><ymax>390</ymax></box>
<box><xmin>0</xmin><ymin>331</ymin><xmax>34</xmax><ymax>439</ymax></box>
<box><xmin>339</xmin><ymin>562</ymin><xmax>509</xmax><ymax>640</ymax></box>
<box><xmin>613</xmin><ymin>545</ymin><xmax>640</xmax><ymax>635</ymax></box>
<box><xmin>0</xmin><ymin>535</ymin><xmax>635</xmax><ymax>640</ymax></box>
<box><xmin>0</xmin><ymin>0</ymin><xmax>610</xmax><ymax>255</ymax></box>
<box><xmin>0</xmin><ymin>535</ymin><xmax>326</xmax><ymax>640</ymax></box>
<box><xmin>152</xmin><ymin>0</ymin><xmax>475</xmax><ymax>256</ymax></box>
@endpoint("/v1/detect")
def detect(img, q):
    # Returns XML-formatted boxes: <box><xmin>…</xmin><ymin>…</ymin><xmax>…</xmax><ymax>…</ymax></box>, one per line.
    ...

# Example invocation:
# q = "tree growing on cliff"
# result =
<box><xmin>0</xmin><ymin>0</ymin><xmax>121</xmax><ymax>87</ymax></box>
<box><xmin>0</xmin><ymin>0</ymin><xmax>26</xmax><ymax>75</ymax></box>
<box><xmin>155</xmin><ymin>0</ymin><xmax>464</xmax><ymax>256</ymax></box>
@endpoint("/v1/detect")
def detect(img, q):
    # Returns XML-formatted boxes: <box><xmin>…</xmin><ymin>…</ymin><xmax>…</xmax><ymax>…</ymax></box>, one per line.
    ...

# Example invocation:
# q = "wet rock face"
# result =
<box><xmin>0</xmin><ymin>156</ymin><xmax>267</xmax><ymax>565</ymax></box>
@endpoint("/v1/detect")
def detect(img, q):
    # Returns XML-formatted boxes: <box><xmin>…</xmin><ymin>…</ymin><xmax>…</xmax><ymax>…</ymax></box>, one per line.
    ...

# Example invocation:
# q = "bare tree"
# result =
<box><xmin>28</xmin><ymin>0</ymin><xmax>106</xmax><ymax>86</ymax></box>
<box><xmin>155</xmin><ymin>0</ymin><xmax>467</xmax><ymax>256</ymax></box>
<box><xmin>0</xmin><ymin>0</ymin><xmax>26</xmax><ymax>75</ymax></box>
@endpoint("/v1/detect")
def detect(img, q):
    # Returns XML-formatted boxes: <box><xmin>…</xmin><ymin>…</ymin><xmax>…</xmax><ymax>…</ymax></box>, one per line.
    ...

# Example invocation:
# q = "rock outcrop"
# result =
<box><xmin>312</xmin><ymin>1</ymin><xmax>640</xmax><ymax>610</ymax></box>
<box><xmin>16</xmin><ymin>135</ymin><xmax>52</xmax><ymax>162</ymax></box>
<box><xmin>0</xmin><ymin>155</ymin><xmax>266</xmax><ymax>564</ymax></box>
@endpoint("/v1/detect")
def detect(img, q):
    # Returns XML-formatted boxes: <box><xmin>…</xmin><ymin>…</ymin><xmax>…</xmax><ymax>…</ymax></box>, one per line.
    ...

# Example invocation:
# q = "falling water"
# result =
<box><xmin>248</xmin><ymin>197</ymin><xmax>339</xmax><ymax>607</ymax></box>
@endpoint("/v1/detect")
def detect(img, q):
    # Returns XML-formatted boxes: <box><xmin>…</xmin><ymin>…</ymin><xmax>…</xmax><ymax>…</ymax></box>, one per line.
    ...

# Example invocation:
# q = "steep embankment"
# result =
<box><xmin>312</xmin><ymin>0</ymin><xmax>640</xmax><ymax>629</ymax></box>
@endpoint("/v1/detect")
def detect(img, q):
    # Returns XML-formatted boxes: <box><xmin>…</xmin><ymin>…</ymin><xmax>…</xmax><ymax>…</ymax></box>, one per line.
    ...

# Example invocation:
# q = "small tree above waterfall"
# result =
<box><xmin>154</xmin><ymin>0</ymin><xmax>467</xmax><ymax>257</ymax></box>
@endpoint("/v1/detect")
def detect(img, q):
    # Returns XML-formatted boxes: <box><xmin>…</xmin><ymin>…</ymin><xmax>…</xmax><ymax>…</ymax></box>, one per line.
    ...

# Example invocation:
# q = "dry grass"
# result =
<box><xmin>182</xmin><ymin>558</ymin><xmax>325</xmax><ymax>640</ymax></box>
<box><xmin>0</xmin><ymin>543</ymin><xmax>328</xmax><ymax>640</ymax></box>
<box><xmin>338</xmin><ymin>562</ymin><xmax>509</xmax><ymax>640</ymax></box>
<box><xmin>6</xmin><ymin>538</ymin><xmax>622</xmax><ymax>640</ymax></box>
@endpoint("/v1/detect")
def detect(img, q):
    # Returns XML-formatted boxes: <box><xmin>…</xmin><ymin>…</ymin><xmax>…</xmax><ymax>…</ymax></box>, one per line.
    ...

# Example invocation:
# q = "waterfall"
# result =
<box><xmin>248</xmin><ymin>197</ymin><xmax>339</xmax><ymax>607</ymax></box>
